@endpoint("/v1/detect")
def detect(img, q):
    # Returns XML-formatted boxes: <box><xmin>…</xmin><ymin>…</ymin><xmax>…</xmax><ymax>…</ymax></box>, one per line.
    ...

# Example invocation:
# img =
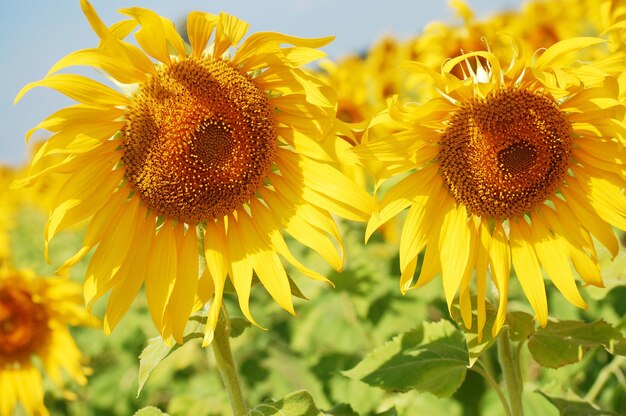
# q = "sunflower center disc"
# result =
<box><xmin>438</xmin><ymin>88</ymin><xmax>572</xmax><ymax>218</ymax></box>
<box><xmin>123</xmin><ymin>56</ymin><xmax>277</xmax><ymax>223</ymax></box>
<box><xmin>0</xmin><ymin>286</ymin><xmax>47</xmax><ymax>356</ymax></box>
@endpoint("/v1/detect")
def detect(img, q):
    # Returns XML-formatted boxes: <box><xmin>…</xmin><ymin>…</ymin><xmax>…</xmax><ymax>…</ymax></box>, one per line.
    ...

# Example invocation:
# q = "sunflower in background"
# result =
<box><xmin>317</xmin><ymin>37</ymin><xmax>418</xmax><ymax>245</ymax></box>
<box><xmin>603</xmin><ymin>0</ymin><xmax>626</xmax><ymax>105</ymax></box>
<box><xmin>0</xmin><ymin>267</ymin><xmax>96</xmax><ymax>416</ymax></box>
<box><xmin>504</xmin><ymin>0</ymin><xmax>605</xmax><ymax>47</ymax></box>
<box><xmin>404</xmin><ymin>0</ymin><xmax>615</xmax><ymax>103</ymax></box>
<box><xmin>356</xmin><ymin>32</ymin><xmax>626</xmax><ymax>337</ymax></box>
<box><xmin>0</xmin><ymin>167</ymin><xmax>15</xmax><ymax>268</ymax></box>
<box><xmin>15</xmin><ymin>0</ymin><xmax>371</xmax><ymax>346</ymax></box>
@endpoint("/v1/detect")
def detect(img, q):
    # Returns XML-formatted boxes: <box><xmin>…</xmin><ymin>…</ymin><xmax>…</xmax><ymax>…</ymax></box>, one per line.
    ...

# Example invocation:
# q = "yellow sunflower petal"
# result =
<box><xmin>56</xmin><ymin>187</ymin><xmax>129</xmax><ymax>273</ymax></box>
<box><xmin>119</xmin><ymin>7</ymin><xmax>186</xmax><ymax>63</ymax></box>
<box><xmin>459</xmin><ymin>284</ymin><xmax>472</xmax><ymax>330</ymax></box>
<box><xmin>562</xmin><ymin>184</ymin><xmax>619</xmax><ymax>257</ymax></box>
<box><xmin>234</xmin><ymin>31</ymin><xmax>333</xmax><ymax>69</ymax></box>
<box><xmin>249</xmin><ymin>196</ymin><xmax>332</xmax><ymax>285</ymax></box>
<box><xmin>490</xmin><ymin>222</ymin><xmax>510</xmax><ymax>336</ymax></box>
<box><xmin>167</xmin><ymin>225</ymin><xmax>200</xmax><ymax>344</ymax></box>
<box><xmin>279</xmin><ymin>149</ymin><xmax>371</xmax><ymax>222</ymax></box>
<box><xmin>213</xmin><ymin>12</ymin><xmax>249</xmax><ymax>58</ymax></box>
<box><xmin>109</xmin><ymin>19</ymin><xmax>138</xmax><ymax>40</ymax></box>
<box><xmin>13</xmin><ymin>366</ymin><xmax>46</xmax><ymax>416</ymax></box>
<box><xmin>46</xmin><ymin>166</ymin><xmax>123</xmax><ymax>248</ymax></box>
<box><xmin>187</xmin><ymin>11</ymin><xmax>218</xmax><ymax>56</ymax></box>
<box><xmin>534</xmin><ymin>37</ymin><xmax>606</xmax><ymax>70</ymax></box>
<box><xmin>239</xmin><ymin>207</ymin><xmax>295</xmax><ymax>314</ymax></box>
<box><xmin>459</xmin><ymin>219</ymin><xmax>479</xmax><ymax>330</ymax></box>
<box><xmin>195</xmin><ymin>268</ymin><xmax>215</xmax><ymax>311</ymax></box>
<box><xmin>565</xmin><ymin>239</ymin><xmax>604</xmax><ymax>287</ymax></box>
<box><xmin>252</xmin><ymin>250</ymin><xmax>295</xmax><ymax>315</ymax></box>
<box><xmin>46</xmin><ymin>48</ymin><xmax>148</xmax><ymax>84</ymax></box>
<box><xmin>0</xmin><ymin>370</ymin><xmax>18</xmax><ymax>416</ymax></box>
<box><xmin>550</xmin><ymin>197</ymin><xmax>594</xmax><ymax>251</ymax></box>
<box><xmin>25</xmin><ymin>105</ymin><xmax>125</xmax><ymax>142</ymax></box>
<box><xmin>572</xmin><ymin>166</ymin><xmax>626</xmax><ymax>231</ymax></box>
<box><xmin>145</xmin><ymin>220</ymin><xmax>178</xmax><ymax>332</ymax></box>
<box><xmin>15</xmin><ymin>74</ymin><xmax>129</xmax><ymax>107</ymax></box>
<box><xmin>43</xmin><ymin>327</ymin><xmax>88</xmax><ymax>386</ymax></box>
<box><xmin>510</xmin><ymin>219</ymin><xmax>548</xmax><ymax>327</ymax></box>
<box><xmin>531</xmin><ymin>213</ymin><xmax>587</xmax><ymax>308</ymax></box>
<box><xmin>413</xmin><ymin>230</ymin><xmax>442</xmax><ymax>289</ymax></box>
<box><xmin>439</xmin><ymin>203</ymin><xmax>471</xmax><ymax>311</ymax></box>
<box><xmin>80</xmin><ymin>0</ymin><xmax>154</xmax><ymax>76</ymax></box>
<box><xmin>398</xmin><ymin>201</ymin><xmax>427</xmax><ymax>272</ymax></box>
<box><xmin>226</xmin><ymin>214</ymin><xmax>261</xmax><ymax>328</ymax></box>
<box><xmin>399</xmin><ymin>255</ymin><xmax>419</xmax><ymax>293</ymax></box>
<box><xmin>83</xmin><ymin>196</ymin><xmax>142</xmax><ymax>309</ymax></box>
<box><xmin>203</xmin><ymin>220</ymin><xmax>229</xmax><ymax>346</ymax></box>
<box><xmin>103</xmin><ymin>213</ymin><xmax>156</xmax><ymax>334</ymax></box>
<box><xmin>367</xmin><ymin>166</ymin><xmax>438</xmax><ymax>240</ymax></box>
<box><xmin>262</xmin><ymin>186</ymin><xmax>342</xmax><ymax>271</ymax></box>
<box><xmin>475</xmin><ymin>218</ymin><xmax>492</xmax><ymax>339</ymax></box>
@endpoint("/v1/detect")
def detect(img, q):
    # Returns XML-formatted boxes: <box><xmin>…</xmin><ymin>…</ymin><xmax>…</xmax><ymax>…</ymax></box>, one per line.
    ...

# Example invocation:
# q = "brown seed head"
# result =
<box><xmin>123</xmin><ymin>56</ymin><xmax>277</xmax><ymax>223</ymax></box>
<box><xmin>438</xmin><ymin>88</ymin><xmax>572</xmax><ymax>218</ymax></box>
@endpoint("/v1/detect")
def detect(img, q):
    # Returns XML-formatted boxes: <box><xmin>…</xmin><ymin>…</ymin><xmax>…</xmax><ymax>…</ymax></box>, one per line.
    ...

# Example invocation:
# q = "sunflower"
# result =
<box><xmin>0</xmin><ymin>267</ymin><xmax>95</xmax><ymax>416</ymax></box>
<box><xmin>0</xmin><ymin>167</ymin><xmax>15</xmax><ymax>267</ymax></box>
<box><xmin>407</xmin><ymin>0</ymin><xmax>614</xmax><ymax>103</ymax></box>
<box><xmin>15</xmin><ymin>0</ymin><xmax>370</xmax><ymax>346</ymax></box>
<box><xmin>356</xmin><ymin>35</ymin><xmax>626</xmax><ymax>337</ymax></box>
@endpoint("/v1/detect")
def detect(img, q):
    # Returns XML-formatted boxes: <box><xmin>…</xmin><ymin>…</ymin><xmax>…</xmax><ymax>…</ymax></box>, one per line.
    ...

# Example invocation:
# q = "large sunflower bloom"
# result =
<box><xmin>15</xmin><ymin>1</ymin><xmax>370</xmax><ymax>345</ymax></box>
<box><xmin>0</xmin><ymin>267</ymin><xmax>95</xmax><ymax>416</ymax></box>
<box><xmin>357</xmin><ymin>36</ymin><xmax>626</xmax><ymax>337</ymax></box>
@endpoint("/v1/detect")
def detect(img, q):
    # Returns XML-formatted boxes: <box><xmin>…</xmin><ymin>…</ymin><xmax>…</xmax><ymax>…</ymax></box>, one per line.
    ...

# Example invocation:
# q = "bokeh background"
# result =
<box><xmin>0</xmin><ymin>0</ymin><xmax>522</xmax><ymax>165</ymax></box>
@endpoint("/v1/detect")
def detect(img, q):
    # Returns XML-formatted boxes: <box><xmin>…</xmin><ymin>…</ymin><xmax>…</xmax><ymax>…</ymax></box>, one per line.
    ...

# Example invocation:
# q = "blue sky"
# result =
<box><xmin>0</xmin><ymin>0</ymin><xmax>522</xmax><ymax>165</ymax></box>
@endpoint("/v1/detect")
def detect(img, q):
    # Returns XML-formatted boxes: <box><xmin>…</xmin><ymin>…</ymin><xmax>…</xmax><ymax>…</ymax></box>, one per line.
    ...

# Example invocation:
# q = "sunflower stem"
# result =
<box><xmin>497</xmin><ymin>327</ymin><xmax>525</xmax><ymax>416</ymax></box>
<box><xmin>471</xmin><ymin>364</ymin><xmax>512</xmax><ymax>416</ymax></box>
<box><xmin>212</xmin><ymin>307</ymin><xmax>248</xmax><ymax>416</ymax></box>
<box><xmin>584</xmin><ymin>355</ymin><xmax>626</xmax><ymax>403</ymax></box>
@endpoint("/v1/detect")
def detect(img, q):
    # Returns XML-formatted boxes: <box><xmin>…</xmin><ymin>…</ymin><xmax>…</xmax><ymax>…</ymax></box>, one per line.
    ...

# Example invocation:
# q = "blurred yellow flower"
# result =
<box><xmin>0</xmin><ymin>167</ymin><xmax>15</xmax><ymax>268</ymax></box>
<box><xmin>0</xmin><ymin>268</ymin><xmax>95</xmax><ymax>416</ymax></box>
<box><xmin>407</xmin><ymin>0</ymin><xmax>612</xmax><ymax>100</ymax></box>
<box><xmin>357</xmin><ymin>35</ymin><xmax>626</xmax><ymax>337</ymax></box>
<box><xmin>15</xmin><ymin>0</ymin><xmax>370</xmax><ymax>346</ymax></box>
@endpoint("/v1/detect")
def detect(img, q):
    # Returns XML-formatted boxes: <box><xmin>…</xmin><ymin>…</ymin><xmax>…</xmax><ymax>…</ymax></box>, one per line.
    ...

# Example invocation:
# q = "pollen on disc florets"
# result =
<box><xmin>438</xmin><ymin>88</ymin><xmax>572</xmax><ymax>219</ymax></box>
<box><xmin>0</xmin><ymin>282</ymin><xmax>48</xmax><ymax>358</ymax></box>
<box><xmin>122</xmin><ymin>55</ymin><xmax>277</xmax><ymax>223</ymax></box>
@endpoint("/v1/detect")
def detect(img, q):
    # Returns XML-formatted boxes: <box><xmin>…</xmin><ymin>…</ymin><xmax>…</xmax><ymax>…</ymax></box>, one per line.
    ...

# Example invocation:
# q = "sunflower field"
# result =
<box><xmin>1</xmin><ymin>0</ymin><xmax>626</xmax><ymax>415</ymax></box>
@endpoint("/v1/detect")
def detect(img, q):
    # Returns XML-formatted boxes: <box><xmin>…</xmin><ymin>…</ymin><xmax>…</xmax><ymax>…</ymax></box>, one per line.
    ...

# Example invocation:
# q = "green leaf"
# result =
<box><xmin>133</xmin><ymin>406</ymin><xmax>169</xmax><ymax>416</ymax></box>
<box><xmin>528</xmin><ymin>320</ymin><xmax>626</xmax><ymax>369</ymax></box>
<box><xmin>373</xmin><ymin>407</ymin><xmax>399</xmax><ymax>416</ymax></box>
<box><xmin>229</xmin><ymin>317</ymin><xmax>252</xmax><ymax>338</ymax></box>
<box><xmin>507</xmin><ymin>311</ymin><xmax>536</xmax><ymax>342</ymax></box>
<box><xmin>287</xmin><ymin>274</ymin><xmax>309</xmax><ymax>300</ymax></box>
<box><xmin>137</xmin><ymin>337</ymin><xmax>179</xmax><ymax>397</ymax></box>
<box><xmin>324</xmin><ymin>403</ymin><xmax>359</xmax><ymax>416</ymax></box>
<box><xmin>224</xmin><ymin>273</ymin><xmax>308</xmax><ymax>299</ymax></box>
<box><xmin>251</xmin><ymin>390</ymin><xmax>323</xmax><ymax>416</ymax></box>
<box><xmin>343</xmin><ymin>320</ymin><xmax>469</xmax><ymax>397</ymax></box>
<box><xmin>450</xmin><ymin>297</ymin><xmax>498</xmax><ymax>367</ymax></box>
<box><xmin>137</xmin><ymin>311</ymin><xmax>206</xmax><ymax>395</ymax></box>
<box><xmin>538</xmin><ymin>391</ymin><xmax>620</xmax><ymax>416</ymax></box>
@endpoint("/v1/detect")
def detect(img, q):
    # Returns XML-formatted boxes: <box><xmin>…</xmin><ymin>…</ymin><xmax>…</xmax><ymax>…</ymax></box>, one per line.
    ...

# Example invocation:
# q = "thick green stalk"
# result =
<box><xmin>212</xmin><ymin>307</ymin><xmax>248</xmax><ymax>416</ymax></box>
<box><xmin>497</xmin><ymin>327</ymin><xmax>525</xmax><ymax>416</ymax></box>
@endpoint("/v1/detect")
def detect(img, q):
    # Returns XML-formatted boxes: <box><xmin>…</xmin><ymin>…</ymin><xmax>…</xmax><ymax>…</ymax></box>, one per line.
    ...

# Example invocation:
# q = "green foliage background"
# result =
<box><xmin>9</xmin><ymin>202</ymin><xmax>626</xmax><ymax>415</ymax></box>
